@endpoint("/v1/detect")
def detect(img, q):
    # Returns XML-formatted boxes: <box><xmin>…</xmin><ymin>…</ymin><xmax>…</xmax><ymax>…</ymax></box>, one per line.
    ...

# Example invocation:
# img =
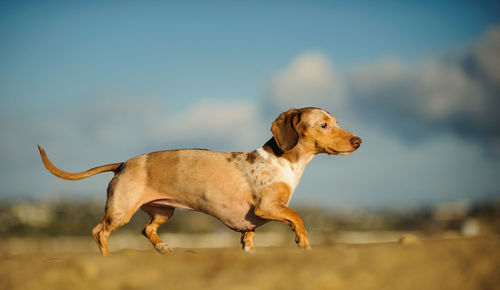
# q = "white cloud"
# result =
<box><xmin>415</xmin><ymin>60</ymin><xmax>486</xmax><ymax>120</ymax></box>
<box><xmin>350</xmin><ymin>57</ymin><xmax>487</xmax><ymax>121</ymax></box>
<box><xmin>162</xmin><ymin>99</ymin><xmax>266</xmax><ymax>149</ymax></box>
<box><xmin>267</xmin><ymin>26</ymin><xmax>500</xmax><ymax>151</ymax></box>
<box><xmin>472</xmin><ymin>26</ymin><xmax>500</xmax><ymax>86</ymax></box>
<box><xmin>66</xmin><ymin>96</ymin><xmax>266</xmax><ymax>151</ymax></box>
<box><xmin>350</xmin><ymin>57</ymin><xmax>409</xmax><ymax>91</ymax></box>
<box><xmin>268</xmin><ymin>51</ymin><xmax>345</xmax><ymax>110</ymax></box>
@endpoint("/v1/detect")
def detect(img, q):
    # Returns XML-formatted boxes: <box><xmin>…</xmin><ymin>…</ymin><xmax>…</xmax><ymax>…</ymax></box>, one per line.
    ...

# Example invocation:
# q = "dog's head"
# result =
<box><xmin>271</xmin><ymin>107</ymin><xmax>362</xmax><ymax>155</ymax></box>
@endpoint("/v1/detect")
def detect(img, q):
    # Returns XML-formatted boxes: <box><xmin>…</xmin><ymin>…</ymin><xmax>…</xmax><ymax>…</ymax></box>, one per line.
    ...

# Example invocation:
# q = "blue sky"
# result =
<box><xmin>1</xmin><ymin>1</ymin><xmax>499</xmax><ymax>208</ymax></box>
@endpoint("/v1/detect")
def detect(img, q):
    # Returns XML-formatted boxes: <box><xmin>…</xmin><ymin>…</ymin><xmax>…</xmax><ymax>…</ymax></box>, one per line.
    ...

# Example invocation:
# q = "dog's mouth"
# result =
<box><xmin>326</xmin><ymin>148</ymin><xmax>354</xmax><ymax>156</ymax></box>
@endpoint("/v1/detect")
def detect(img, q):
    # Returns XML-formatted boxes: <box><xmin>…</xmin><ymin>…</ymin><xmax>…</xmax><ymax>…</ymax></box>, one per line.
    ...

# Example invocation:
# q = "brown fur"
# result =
<box><xmin>38</xmin><ymin>145</ymin><xmax>123</xmax><ymax>180</ymax></box>
<box><xmin>271</xmin><ymin>109</ymin><xmax>301</xmax><ymax>152</ymax></box>
<box><xmin>245</xmin><ymin>152</ymin><xmax>256</xmax><ymax>164</ymax></box>
<box><xmin>38</xmin><ymin>107</ymin><xmax>361</xmax><ymax>255</ymax></box>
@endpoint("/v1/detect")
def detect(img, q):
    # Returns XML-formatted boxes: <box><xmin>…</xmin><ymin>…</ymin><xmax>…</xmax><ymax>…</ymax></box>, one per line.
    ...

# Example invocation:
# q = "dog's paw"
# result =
<box><xmin>243</xmin><ymin>245</ymin><xmax>255</xmax><ymax>253</ymax></box>
<box><xmin>155</xmin><ymin>242</ymin><xmax>173</xmax><ymax>254</ymax></box>
<box><xmin>297</xmin><ymin>241</ymin><xmax>311</xmax><ymax>250</ymax></box>
<box><xmin>295</xmin><ymin>235</ymin><xmax>311</xmax><ymax>250</ymax></box>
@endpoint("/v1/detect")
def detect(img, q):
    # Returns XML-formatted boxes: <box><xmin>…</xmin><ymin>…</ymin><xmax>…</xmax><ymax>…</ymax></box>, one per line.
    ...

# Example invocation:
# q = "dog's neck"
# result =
<box><xmin>262</xmin><ymin>137</ymin><xmax>284</xmax><ymax>157</ymax></box>
<box><xmin>258</xmin><ymin>137</ymin><xmax>315</xmax><ymax>193</ymax></box>
<box><xmin>262</xmin><ymin>137</ymin><xmax>315</xmax><ymax>168</ymax></box>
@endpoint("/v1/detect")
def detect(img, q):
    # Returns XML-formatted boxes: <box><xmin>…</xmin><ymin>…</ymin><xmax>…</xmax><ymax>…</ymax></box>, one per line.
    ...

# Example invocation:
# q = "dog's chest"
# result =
<box><xmin>238</xmin><ymin>148</ymin><xmax>308</xmax><ymax>199</ymax></box>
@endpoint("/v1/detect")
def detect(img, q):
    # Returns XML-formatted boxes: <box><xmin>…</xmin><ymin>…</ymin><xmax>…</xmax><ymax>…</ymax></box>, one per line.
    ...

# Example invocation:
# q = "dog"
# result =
<box><xmin>38</xmin><ymin>107</ymin><xmax>362</xmax><ymax>256</ymax></box>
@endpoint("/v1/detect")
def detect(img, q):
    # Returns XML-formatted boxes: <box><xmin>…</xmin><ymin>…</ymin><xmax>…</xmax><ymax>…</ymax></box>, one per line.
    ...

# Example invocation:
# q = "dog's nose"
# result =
<box><xmin>350</xmin><ymin>137</ymin><xmax>362</xmax><ymax>149</ymax></box>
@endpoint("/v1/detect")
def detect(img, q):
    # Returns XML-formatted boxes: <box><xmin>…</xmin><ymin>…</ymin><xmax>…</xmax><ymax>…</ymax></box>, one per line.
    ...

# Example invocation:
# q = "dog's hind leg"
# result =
<box><xmin>141</xmin><ymin>205</ymin><xmax>175</xmax><ymax>254</ymax></box>
<box><xmin>92</xmin><ymin>177</ymin><xmax>144</xmax><ymax>256</ymax></box>
<box><xmin>92</xmin><ymin>219</ymin><xmax>112</xmax><ymax>256</ymax></box>
<box><xmin>92</xmin><ymin>202</ymin><xmax>142</xmax><ymax>256</ymax></box>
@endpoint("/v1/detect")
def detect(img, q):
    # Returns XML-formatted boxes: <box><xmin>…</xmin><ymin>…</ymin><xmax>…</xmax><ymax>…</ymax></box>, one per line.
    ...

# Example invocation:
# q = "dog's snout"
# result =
<box><xmin>350</xmin><ymin>137</ymin><xmax>362</xmax><ymax>149</ymax></box>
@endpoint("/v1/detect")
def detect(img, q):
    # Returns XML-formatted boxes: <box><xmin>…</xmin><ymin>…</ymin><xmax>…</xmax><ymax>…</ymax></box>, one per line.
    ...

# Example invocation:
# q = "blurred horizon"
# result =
<box><xmin>1</xmin><ymin>1</ymin><xmax>499</xmax><ymax>208</ymax></box>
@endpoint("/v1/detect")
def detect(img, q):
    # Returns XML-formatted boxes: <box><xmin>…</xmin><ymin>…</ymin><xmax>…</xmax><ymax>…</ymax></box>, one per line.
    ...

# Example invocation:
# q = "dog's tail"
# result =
<box><xmin>37</xmin><ymin>145</ymin><xmax>123</xmax><ymax>181</ymax></box>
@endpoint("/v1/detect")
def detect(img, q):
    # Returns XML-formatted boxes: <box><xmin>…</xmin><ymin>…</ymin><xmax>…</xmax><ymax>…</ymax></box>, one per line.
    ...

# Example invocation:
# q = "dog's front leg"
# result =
<box><xmin>254</xmin><ymin>182</ymin><xmax>311</xmax><ymax>250</ymax></box>
<box><xmin>241</xmin><ymin>230</ymin><xmax>255</xmax><ymax>252</ymax></box>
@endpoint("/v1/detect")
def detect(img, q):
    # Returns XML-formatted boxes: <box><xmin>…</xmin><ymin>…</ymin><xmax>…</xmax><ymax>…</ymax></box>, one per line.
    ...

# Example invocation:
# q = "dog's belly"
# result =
<box><xmin>200</xmin><ymin>202</ymin><xmax>269</xmax><ymax>232</ymax></box>
<box><xmin>145</xmin><ymin>197</ymin><xmax>268</xmax><ymax>232</ymax></box>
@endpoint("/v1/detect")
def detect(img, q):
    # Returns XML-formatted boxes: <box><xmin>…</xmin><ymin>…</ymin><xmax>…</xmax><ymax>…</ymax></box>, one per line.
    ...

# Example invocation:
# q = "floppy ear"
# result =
<box><xmin>271</xmin><ymin>108</ymin><xmax>302</xmax><ymax>152</ymax></box>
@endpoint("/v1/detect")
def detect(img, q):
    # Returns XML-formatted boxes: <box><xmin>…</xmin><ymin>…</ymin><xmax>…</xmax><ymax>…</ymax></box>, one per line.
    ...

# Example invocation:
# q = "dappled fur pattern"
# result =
<box><xmin>38</xmin><ymin>107</ymin><xmax>361</xmax><ymax>255</ymax></box>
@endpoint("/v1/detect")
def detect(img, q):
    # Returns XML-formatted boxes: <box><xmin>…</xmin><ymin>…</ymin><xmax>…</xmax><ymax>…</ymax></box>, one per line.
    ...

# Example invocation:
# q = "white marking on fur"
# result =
<box><xmin>274</xmin><ymin>154</ymin><xmax>314</xmax><ymax>197</ymax></box>
<box><xmin>255</xmin><ymin>147</ymin><xmax>314</xmax><ymax>199</ymax></box>
<box><xmin>256</xmin><ymin>148</ymin><xmax>269</xmax><ymax>159</ymax></box>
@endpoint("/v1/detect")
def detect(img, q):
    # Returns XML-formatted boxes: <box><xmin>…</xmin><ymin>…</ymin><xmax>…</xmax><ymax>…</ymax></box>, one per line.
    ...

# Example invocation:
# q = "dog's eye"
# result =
<box><xmin>320</xmin><ymin>123</ymin><xmax>328</xmax><ymax>129</ymax></box>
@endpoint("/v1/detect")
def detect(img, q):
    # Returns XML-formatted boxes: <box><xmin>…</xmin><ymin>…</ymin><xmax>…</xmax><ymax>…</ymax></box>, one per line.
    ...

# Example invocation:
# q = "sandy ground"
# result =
<box><xmin>0</xmin><ymin>236</ymin><xmax>498</xmax><ymax>290</ymax></box>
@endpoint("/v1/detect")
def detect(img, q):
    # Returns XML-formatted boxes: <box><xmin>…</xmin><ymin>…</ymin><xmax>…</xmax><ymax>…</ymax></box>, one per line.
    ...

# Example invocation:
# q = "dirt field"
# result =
<box><xmin>0</xmin><ymin>236</ymin><xmax>498</xmax><ymax>290</ymax></box>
